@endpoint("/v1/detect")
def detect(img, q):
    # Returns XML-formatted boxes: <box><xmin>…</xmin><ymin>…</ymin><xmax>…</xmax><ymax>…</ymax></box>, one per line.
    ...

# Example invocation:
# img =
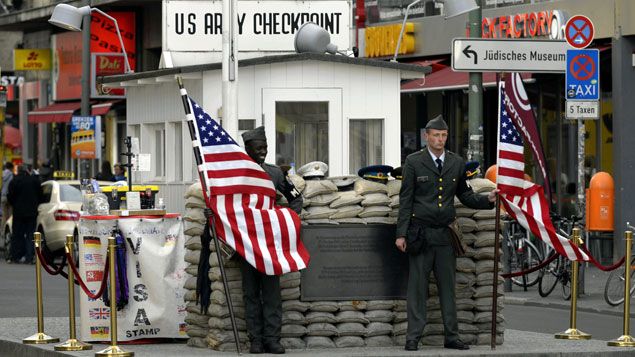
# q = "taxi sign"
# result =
<box><xmin>53</xmin><ymin>170</ymin><xmax>75</xmax><ymax>179</ymax></box>
<box><xmin>566</xmin><ymin>49</ymin><xmax>599</xmax><ymax>101</ymax></box>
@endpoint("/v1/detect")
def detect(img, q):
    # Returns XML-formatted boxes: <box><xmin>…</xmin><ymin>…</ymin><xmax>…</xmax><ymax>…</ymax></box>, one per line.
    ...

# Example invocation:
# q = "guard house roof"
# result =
<box><xmin>98</xmin><ymin>53</ymin><xmax>431</xmax><ymax>86</ymax></box>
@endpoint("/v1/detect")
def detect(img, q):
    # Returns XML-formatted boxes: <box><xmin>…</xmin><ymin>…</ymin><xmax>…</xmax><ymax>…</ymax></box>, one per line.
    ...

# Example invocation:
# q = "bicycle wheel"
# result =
<box><xmin>511</xmin><ymin>240</ymin><xmax>543</xmax><ymax>288</ymax></box>
<box><xmin>561</xmin><ymin>260</ymin><xmax>572</xmax><ymax>300</ymax></box>
<box><xmin>539</xmin><ymin>256</ymin><xmax>561</xmax><ymax>297</ymax></box>
<box><xmin>604</xmin><ymin>258</ymin><xmax>635</xmax><ymax>306</ymax></box>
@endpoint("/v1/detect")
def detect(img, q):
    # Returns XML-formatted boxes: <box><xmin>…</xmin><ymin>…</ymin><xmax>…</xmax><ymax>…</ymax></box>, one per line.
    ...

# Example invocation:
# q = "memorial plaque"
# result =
<box><xmin>300</xmin><ymin>224</ymin><xmax>408</xmax><ymax>301</ymax></box>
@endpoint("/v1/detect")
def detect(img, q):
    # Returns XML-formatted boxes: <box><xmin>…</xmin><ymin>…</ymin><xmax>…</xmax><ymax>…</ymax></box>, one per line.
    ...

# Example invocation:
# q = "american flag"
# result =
<box><xmin>497</xmin><ymin>82</ymin><xmax>588</xmax><ymax>261</ymax></box>
<box><xmin>182</xmin><ymin>92</ymin><xmax>310</xmax><ymax>275</ymax></box>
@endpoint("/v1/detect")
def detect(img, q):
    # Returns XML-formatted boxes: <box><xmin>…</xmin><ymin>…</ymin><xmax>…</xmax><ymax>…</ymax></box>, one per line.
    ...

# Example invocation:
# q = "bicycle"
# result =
<box><xmin>603</xmin><ymin>223</ymin><xmax>635</xmax><ymax>306</ymax></box>
<box><xmin>503</xmin><ymin>219</ymin><xmax>543</xmax><ymax>288</ymax></box>
<box><xmin>538</xmin><ymin>214</ymin><xmax>582</xmax><ymax>300</ymax></box>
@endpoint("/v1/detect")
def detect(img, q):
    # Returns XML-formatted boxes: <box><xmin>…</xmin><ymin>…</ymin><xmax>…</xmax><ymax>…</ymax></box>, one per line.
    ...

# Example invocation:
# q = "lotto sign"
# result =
<box><xmin>565</xmin><ymin>15</ymin><xmax>594</xmax><ymax>49</ymax></box>
<box><xmin>566</xmin><ymin>49</ymin><xmax>599</xmax><ymax>101</ymax></box>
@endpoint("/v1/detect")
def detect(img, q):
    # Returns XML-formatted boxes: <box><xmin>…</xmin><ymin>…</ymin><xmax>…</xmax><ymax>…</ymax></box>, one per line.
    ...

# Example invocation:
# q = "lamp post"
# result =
<box><xmin>467</xmin><ymin>0</ymin><xmax>483</xmax><ymax>166</ymax></box>
<box><xmin>48</xmin><ymin>3</ymin><xmax>133</xmax><ymax>178</ymax></box>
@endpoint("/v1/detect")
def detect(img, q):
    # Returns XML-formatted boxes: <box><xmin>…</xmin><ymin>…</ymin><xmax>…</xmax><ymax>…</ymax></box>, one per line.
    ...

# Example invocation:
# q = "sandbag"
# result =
<box><xmin>329</xmin><ymin>205</ymin><xmax>364</xmax><ymax>219</ymax></box>
<box><xmin>281</xmin><ymin>324</ymin><xmax>307</xmax><ymax>337</ymax></box>
<box><xmin>306</xmin><ymin>323</ymin><xmax>338</xmax><ymax>336</ymax></box>
<box><xmin>184</xmin><ymin>219</ymin><xmax>204</xmax><ymax>236</ymax></box>
<box><xmin>288</xmin><ymin>174</ymin><xmax>306</xmax><ymax>193</ymax></box>
<box><xmin>336</xmin><ymin>322</ymin><xmax>366</xmax><ymax>336</ymax></box>
<box><xmin>185</xmin><ymin>196</ymin><xmax>207</xmax><ymax>209</ymax></box>
<box><xmin>334</xmin><ymin>336</ymin><xmax>365</xmax><ymax>348</ymax></box>
<box><xmin>360</xmin><ymin>193</ymin><xmax>391</xmax><ymax>207</ymax></box>
<box><xmin>365</xmin><ymin>310</ymin><xmax>394</xmax><ymax>323</ymax></box>
<box><xmin>358</xmin><ymin>206</ymin><xmax>391</xmax><ymax>218</ymax></box>
<box><xmin>365</xmin><ymin>322</ymin><xmax>392</xmax><ymax>337</ymax></box>
<box><xmin>354</xmin><ymin>179</ymin><xmax>388</xmax><ymax>195</ymax></box>
<box><xmin>304</xmin><ymin>336</ymin><xmax>335</xmax><ymax>348</ymax></box>
<box><xmin>306</xmin><ymin>311</ymin><xmax>337</xmax><ymax>324</ymax></box>
<box><xmin>334</xmin><ymin>217</ymin><xmax>367</xmax><ymax>224</ymax></box>
<box><xmin>281</xmin><ymin>337</ymin><xmax>306</xmax><ymax>350</ymax></box>
<box><xmin>363</xmin><ymin>217</ymin><xmax>397</xmax><ymax>225</ymax></box>
<box><xmin>335</xmin><ymin>311</ymin><xmax>369</xmax><ymax>324</ymax></box>
<box><xmin>386</xmin><ymin>180</ymin><xmax>401</xmax><ymax>197</ymax></box>
<box><xmin>309</xmin><ymin>301</ymin><xmax>339</xmax><ymax>312</ymax></box>
<box><xmin>303</xmin><ymin>180</ymin><xmax>338</xmax><ymax>198</ymax></box>
<box><xmin>185</xmin><ymin>181</ymin><xmax>204</xmax><ymax>200</ymax></box>
<box><xmin>329</xmin><ymin>191</ymin><xmax>364</xmax><ymax>208</ymax></box>
<box><xmin>339</xmin><ymin>300</ymin><xmax>367</xmax><ymax>311</ymax></box>
<box><xmin>310</xmin><ymin>192</ymin><xmax>339</xmax><ymax>206</ymax></box>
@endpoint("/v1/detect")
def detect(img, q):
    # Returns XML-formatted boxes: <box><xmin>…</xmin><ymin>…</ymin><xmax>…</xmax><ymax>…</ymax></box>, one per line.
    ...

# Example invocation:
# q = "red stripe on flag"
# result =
<box><xmin>207</xmin><ymin>168</ymin><xmax>272</xmax><ymax>181</ymax></box>
<box><xmin>498</xmin><ymin>167</ymin><xmax>525</xmax><ymax>180</ymax></box>
<box><xmin>224</xmin><ymin>195</ymin><xmax>247</xmax><ymax>262</ymax></box>
<box><xmin>204</xmin><ymin>152</ymin><xmax>253</xmax><ymax>163</ymax></box>
<box><xmin>209</xmin><ymin>185</ymin><xmax>276</xmax><ymax>197</ymax></box>
<box><xmin>499</xmin><ymin>150</ymin><xmax>524</xmax><ymax>162</ymax></box>
<box><xmin>242</xmin><ymin>194</ymin><xmax>266</xmax><ymax>273</ymax></box>
<box><xmin>259</xmin><ymin>197</ymin><xmax>282</xmax><ymax>275</ymax></box>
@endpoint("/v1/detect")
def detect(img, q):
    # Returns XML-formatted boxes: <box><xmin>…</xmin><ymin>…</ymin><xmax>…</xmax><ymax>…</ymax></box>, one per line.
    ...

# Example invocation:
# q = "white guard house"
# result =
<box><xmin>99</xmin><ymin>53</ymin><xmax>429</xmax><ymax>213</ymax></box>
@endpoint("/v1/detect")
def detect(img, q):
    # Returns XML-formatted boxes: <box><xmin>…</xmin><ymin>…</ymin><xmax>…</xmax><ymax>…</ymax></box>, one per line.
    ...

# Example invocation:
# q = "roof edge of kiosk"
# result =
<box><xmin>98</xmin><ymin>53</ymin><xmax>431</xmax><ymax>86</ymax></box>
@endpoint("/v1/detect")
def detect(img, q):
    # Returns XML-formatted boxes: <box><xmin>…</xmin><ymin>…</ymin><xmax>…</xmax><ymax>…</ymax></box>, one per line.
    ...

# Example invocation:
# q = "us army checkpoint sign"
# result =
<box><xmin>451</xmin><ymin>38</ymin><xmax>567</xmax><ymax>73</ymax></box>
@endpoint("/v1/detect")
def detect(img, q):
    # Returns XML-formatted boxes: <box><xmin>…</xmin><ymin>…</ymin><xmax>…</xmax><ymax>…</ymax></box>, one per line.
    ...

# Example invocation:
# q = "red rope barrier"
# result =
<box><xmin>64</xmin><ymin>250</ymin><xmax>110</xmax><ymax>300</ymax></box>
<box><xmin>579</xmin><ymin>245</ymin><xmax>625</xmax><ymax>272</ymax></box>
<box><xmin>35</xmin><ymin>246</ymin><xmax>66</xmax><ymax>275</ymax></box>
<box><xmin>500</xmin><ymin>252</ymin><xmax>558</xmax><ymax>278</ymax></box>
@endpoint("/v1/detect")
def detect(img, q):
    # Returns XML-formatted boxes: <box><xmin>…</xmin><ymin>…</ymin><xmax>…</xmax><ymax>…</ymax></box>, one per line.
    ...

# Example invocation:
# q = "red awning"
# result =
<box><xmin>401</xmin><ymin>67</ymin><xmax>533</xmax><ymax>93</ymax></box>
<box><xmin>28</xmin><ymin>101</ymin><xmax>81</xmax><ymax>123</ymax></box>
<box><xmin>402</xmin><ymin>58</ymin><xmax>449</xmax><ymax>73</ymax></box>
<box><xmin>92</xmin><ymin>100</ymin><xmax>121</xmax><ymax>116</ymax></box>
<box><xmin>4</xmin><ymin>126</ymin><xmax>21</xmax><ymax>149</ymax></box>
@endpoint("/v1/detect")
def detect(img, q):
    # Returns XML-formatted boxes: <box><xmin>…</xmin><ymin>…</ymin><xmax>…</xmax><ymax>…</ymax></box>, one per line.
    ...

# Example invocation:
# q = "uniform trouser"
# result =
<box><xmin>406</xmin><ymin>244</ymin><xmax>458</xmax><ymax>343</ymax></box>
<box><xmin>11</xmin><ymin>216</ymin><xmax>36</xmax><ymax>262</ymax></box>
<box><xmin>240</xmin><ymin>259</ymin><xmax>282</xmax><ymax>343</ymax></box>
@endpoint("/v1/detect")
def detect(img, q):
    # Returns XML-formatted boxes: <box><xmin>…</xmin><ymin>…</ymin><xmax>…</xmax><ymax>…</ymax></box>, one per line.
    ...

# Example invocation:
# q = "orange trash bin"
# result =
<box><xmin>587</xmin><ymin>172</ymin><xmax>614</xmax><ymax>232</ymax></box>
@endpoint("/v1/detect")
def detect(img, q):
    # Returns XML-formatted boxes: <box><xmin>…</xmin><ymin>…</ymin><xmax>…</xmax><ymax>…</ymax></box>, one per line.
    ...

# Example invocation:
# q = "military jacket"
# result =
<box><xmin>395</xmin><ymin>147</ymin><xmax>493</xmax><ymax>239</ymax></box>
<box><xmin>261</xmin><ymin>163</ymin><xmax>303</xmax><ymax>214</ymax></box>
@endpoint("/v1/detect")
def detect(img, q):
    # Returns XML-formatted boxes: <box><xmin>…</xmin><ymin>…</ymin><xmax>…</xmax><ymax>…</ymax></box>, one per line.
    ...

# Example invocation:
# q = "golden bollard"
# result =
<box><xmin>555</xmin><ymin>228</ymin><xmax>591</xmax><ymax>340</ymax></box>
<box><xmin>608</xmin><ymin>230</ymin><xmax>635</xmax><ymax>347</ymax></box>
<box><xmin>55</xmin><ymin>234</ymin><xmax>92</xmax><ymax>351</ymax></box>
<box><xmin>23</xmin><ymin>232</ymin><xmax>60</xmax><ymax>344</ymax></box>
<box><xmin>95</xmin><ymin>237</ymin><xmax>133</xmax><ymax>357</ymax></box>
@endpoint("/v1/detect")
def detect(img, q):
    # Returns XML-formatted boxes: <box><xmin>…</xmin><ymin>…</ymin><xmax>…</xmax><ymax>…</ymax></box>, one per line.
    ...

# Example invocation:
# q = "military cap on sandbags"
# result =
<box><xmin>241</xmin><ymin>126</ymin><xmax>266</xmax><ymax>143</ymax></box>
<box><xmin>329</xmin><ymin>175</ymin><xmax>359</xmax><ymax>190</ymax></box>
<box><xmin>425</xmin><ymin>114</ymin><xmax>449</xmax><ymax>130</ymax></box>
<box><xmin>464</xmin><ymin>161</ymin><xmax>481</xmax><ymax>179</ymax></box>
<box><xmin>391</xmin><ymin>167</ymin><xmax>403</xmax><ymax>180</ymax></box>
<box><xmin>297</xmin><ymin>161</ymin><xmax>329</xmax><ymax>179</ymax></box>
<box><xmin>358</xmin><ymin>165</ymin><xmax>393</xmax><ymax>182</ymax></box>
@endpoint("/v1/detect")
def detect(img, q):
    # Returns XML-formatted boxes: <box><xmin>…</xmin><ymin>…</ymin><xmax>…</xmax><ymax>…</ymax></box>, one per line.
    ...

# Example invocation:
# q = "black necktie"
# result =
<box><xmin>435</xmin><ymin>158</ymin><xmax>443</xmax><ymax>173</ymax></box>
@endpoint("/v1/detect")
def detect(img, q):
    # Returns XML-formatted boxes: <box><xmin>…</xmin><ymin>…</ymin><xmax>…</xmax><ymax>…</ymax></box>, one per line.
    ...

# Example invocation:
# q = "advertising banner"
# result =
<box><xmin>13</xmin><ymin>49</ymin><xmax>52</xmax><ymax>70</ymax></box>
<box><xmin>164</xmin><ymin>0</ymin><xmax>350</xmax><ymax>52</ymax></box>
<box><xmin>91</xmin><ymin>53</ymin><xmax>126</xmax><ymax>98</ymax></box>
<box><xmin>70</xmin><ymin>116</ymin><xmax>101</xmax><ymax>159</ymax></box>
<box><xmin>78</xmin><ymin>216</ymin><xmax>188</xmax><ymax>342</ymax></box>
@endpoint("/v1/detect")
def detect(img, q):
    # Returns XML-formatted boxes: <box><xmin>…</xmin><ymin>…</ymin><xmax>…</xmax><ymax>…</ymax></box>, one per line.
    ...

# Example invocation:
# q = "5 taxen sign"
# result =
<box><xmin>565</xmin><ymin>49</ymin><xmax>599</xmax><ymax>101</ymax></box>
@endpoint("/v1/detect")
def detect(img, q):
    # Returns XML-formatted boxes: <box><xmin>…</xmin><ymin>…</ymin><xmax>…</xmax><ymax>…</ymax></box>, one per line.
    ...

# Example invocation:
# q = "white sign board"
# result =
<box><xmin>164</xmin><ymin>0</ymin><xmax>350</xmax><ymax>52</ymax></box>
<box><xmin>452</xmin><ymin>38</ymin><xmax>567</xmax><ymax>73</ymax></box>
<box><xmin>566</xmin><ymin>100</ymin><xmax>599</xmax><ymax>119</ymax></box>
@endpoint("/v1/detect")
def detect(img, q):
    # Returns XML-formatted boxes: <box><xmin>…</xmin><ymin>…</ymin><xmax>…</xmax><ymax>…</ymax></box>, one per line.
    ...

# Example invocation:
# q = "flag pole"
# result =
<box><xmin>176</xmin><ymin>76</ymin><xmax>241</xmax><ymax>354</ymax></box>
<box><xmin>491</xmin><ymin>194</ymin><xmax>501</xmax><ymax>349</ymax></box>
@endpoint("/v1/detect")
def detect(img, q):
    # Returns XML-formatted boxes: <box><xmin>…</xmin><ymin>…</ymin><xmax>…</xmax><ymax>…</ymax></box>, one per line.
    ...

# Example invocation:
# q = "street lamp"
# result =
<box><xmin>49</xmin><ymin>3</ymin><xmax>133</xmax><ymax>179</ymax></box>
<box><xmin>49</xmin><ymin>4</ymin><xmax>132</xmax><ymax>74</ymax></box>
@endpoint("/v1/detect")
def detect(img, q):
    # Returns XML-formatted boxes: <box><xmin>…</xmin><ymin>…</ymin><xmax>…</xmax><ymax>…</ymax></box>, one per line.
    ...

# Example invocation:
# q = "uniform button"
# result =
<box><xmin>439</xmin><ymin>178</ymin><xmax>443</xmax><ymax>182</ymax></box>
<box><xmin>438</xmin><ymin>203</ymin><xmax>442</xmax><ymax>207</ymax></box>
<box><xmin>439</xmin><ymin>187</ymin><xmax>443</xmax><ymax>191</ymax></box>
<box><xmin>412</xmin><ymin>214</ymin><xmax>415</xmax><ymax>217</ymax></box>
<box><xmin>438</xmin><ymin>195</ymin><xmax>442</xmax><ymax>199</ymax></box>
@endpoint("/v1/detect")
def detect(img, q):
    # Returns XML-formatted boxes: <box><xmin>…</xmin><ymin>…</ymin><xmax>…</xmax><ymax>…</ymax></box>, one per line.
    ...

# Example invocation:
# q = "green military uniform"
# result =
<box><xmin>396</xmin><ymin>146</ymin><xmax>493</xmax><ymax>345</ymax></box>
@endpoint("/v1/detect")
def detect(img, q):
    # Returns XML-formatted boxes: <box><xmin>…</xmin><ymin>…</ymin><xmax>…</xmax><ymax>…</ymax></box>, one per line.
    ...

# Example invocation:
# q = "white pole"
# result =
<box><xmin>222</xmin><ymin>0</ymin><xmax>239</xmax><ymax>137</ymax></box>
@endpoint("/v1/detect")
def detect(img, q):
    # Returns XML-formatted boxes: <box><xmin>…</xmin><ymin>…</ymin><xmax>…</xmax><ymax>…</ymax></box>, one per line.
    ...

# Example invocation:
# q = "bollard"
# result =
<box><xmin>55</xmin><ymin>234</ymin><xmax>92</xmax><ymax>351</ymax></box>
<box><xmin>23</xmin><ymin>232</ymin><xmax>60</xmax><ymax>344</ymax></box>
<box><xmin>555</xmin><ymin>228</ymin><xmax>591</xmax><ymax>340</ymax></box>
<box><xmin>607</xmin><ymin>230</ymin><xmax>635</xmax><ymax>347</ymax></box>
<box><xmin>95</xmin><ymin>237</ymin><xmax>133</xmax><ymax>357</ymax></box>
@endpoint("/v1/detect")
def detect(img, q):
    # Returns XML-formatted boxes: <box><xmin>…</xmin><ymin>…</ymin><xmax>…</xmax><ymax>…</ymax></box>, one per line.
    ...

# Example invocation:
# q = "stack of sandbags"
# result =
<box><xmin>355</xmin><ymin>179</ymin><xmax>394</xmax><ymax>225</ymax></box>
<box><xmin>182</xmin><ymin>182</ymin><xmax>210</xmax><ymax>348</ymax></box>
<box><xmin>387</xmin><ymin>179</ymin><xmax>401</xmax><ymax>222</ymax></box>
<box><xmin>454</xmin><ymin>178</ymin><xmax>504</xmax><ymax>345</ymax></box>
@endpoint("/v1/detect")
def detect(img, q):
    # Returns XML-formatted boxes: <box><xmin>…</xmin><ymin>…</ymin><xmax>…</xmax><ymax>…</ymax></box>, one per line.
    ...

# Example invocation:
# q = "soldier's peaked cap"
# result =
<box><xmin>425</xmin><ymin>114</ymin><xmax>449</xmax><ymax>130</ymax></box>
<box><xmin>242</xmin><ymin>126</ymin><xmax>266</xmax><ymax>143</ymax></box>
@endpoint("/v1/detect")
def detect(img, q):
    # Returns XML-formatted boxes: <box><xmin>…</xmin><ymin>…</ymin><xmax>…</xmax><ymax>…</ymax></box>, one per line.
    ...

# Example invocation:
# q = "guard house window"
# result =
<box><xmin>155</xmin><ymin>128</ymin><xmax>165</xmax><ymax>178</ymax></box>
<box><xmin>349</xmin><ymin>119</ymin><xmax>384</xmax><ymax>174</ymax></box>
<box><xmin>275</xmin><ymin>102</ymin><xmax>328</xmax><ymax>171</ymax></box>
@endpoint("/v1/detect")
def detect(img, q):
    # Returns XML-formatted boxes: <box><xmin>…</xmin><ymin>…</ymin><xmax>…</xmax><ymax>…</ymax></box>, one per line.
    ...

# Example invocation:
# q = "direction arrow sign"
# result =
<box><xmin>452</xmin><ymin>38</ymin><xmax>567</xmax><ymax>73</ymax></box>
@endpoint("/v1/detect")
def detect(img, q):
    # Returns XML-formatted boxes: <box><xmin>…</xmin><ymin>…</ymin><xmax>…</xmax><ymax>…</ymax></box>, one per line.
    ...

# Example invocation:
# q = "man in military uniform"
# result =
<box><xmin>241</xmin><ymin>126</ymin><xmax>302</xmax><ymax>354</ymax></box>
<box><xmin>395</xmin><ymin>115</ymin><xmax>497</xmax><ymax>351</ymax></box>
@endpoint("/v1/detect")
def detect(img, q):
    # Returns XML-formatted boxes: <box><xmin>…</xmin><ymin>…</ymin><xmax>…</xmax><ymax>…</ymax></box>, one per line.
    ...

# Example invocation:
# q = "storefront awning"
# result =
<box><xmin>91</xmin><ymin>100</ymin><xmax>121</xmax><ymax>116</ymax></box>
<box><xmin>401</xmin><ymin>67</ymin><xmax>533</xmax><ymax>93</ymax></box>
<box><xmin>402</xmin><ymin>58</ymin><xmax>448</xmax><ymax>73</ymax></box>
<box><xmin>28</xmin><ymin>101</ymin><xmax>81</xmax><ymax>123</ymax></box>
<box><xmin>4</xmin><ymin>126</ymin><xmax>21</xmax><ymax>149</ymax></box>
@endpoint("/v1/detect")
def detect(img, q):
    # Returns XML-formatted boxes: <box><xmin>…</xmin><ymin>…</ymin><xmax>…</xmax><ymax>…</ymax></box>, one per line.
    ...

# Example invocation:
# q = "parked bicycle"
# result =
<box><xmin>538</xmin><ymin>214</ymin><xmax>583</xmax><ymax>300</ymax></box>
<box><xmin>603</xmin><ymin>223</ymin><xmax>635</xmax><ymax>306</ymax></box>
<box><xmin>503</xmin><ymin>218</ymin><xmax>543</xmax><ymax>289</ymax></box>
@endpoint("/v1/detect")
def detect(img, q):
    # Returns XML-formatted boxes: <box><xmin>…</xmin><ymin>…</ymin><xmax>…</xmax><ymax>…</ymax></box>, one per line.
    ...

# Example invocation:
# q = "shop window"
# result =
<box><xmin>275</xmin><ymin>102</ymin><xmax>328</xmax><ymax>170</ymax></box>
<box><xmin>349</xmin><ymin>119</ymin><xmax>384</xmax><ymax>174</ymax></box>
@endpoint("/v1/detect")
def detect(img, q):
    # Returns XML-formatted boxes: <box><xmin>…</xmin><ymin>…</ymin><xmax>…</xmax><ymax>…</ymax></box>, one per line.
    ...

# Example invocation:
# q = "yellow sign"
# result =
<box><xmin>365</xmin><ymin>23</ymin><xmax>415</xmax><ymax>58</ymax></box>
<box><xmin>14</xmin><ymin>49</ymin><xmax>52</xmax><ymax>70</ymax></box>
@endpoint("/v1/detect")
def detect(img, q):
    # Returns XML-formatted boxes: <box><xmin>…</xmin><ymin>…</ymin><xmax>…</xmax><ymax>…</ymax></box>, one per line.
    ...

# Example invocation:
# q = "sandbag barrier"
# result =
<box><xmin>182</xmin><ymin>177</ymin><xmax>507</xmax><ymax>350</ymax></box>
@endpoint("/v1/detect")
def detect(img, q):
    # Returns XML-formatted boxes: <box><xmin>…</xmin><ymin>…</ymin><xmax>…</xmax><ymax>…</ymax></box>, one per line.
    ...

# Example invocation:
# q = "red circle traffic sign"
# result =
<box><xmin>565</xmin><ymin>15</ymin><xmax>594</xmax><ymax>49</ymax></box>
<box><xmin>569</xmin><ymin>54</ymin><xmax>596</xmax><ymax>81</ymax></box>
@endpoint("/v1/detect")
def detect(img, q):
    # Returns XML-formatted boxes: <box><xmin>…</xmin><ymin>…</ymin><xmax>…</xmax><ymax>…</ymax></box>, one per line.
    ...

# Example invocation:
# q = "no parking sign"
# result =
<box><xmin>566</xmin><ymin>49</ymin><xmax>599</xmax><ymax>101</ymax></box>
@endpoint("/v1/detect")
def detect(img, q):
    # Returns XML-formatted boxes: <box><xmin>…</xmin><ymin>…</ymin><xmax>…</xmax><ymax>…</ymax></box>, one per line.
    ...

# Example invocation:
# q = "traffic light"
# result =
<box><xmin>0</xmin><ymin>85</ymin><xmax>6</xmax><ymax>108</ymax></box>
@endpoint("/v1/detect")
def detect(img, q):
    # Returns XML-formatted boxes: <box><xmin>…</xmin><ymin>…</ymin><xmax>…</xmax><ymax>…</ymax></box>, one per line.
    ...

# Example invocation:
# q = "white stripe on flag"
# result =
<box><xmin>281</xmin><ymin>208</ymin><xmax>306</xmax><ymax>270</ymax></box>
<box><xmin>266</xmin><ymin>207</ymin><xmax>291</xmax><ymax>273</ymax></box>
<box><xmin>500</xmin><ymin>142</ymin><xmax>524</xmax><ymax>153</ymax></box>
<box><xmin>497</xmin><ymin>176</ymin><xmax>526</xmax><ymax>188</ymax></box>
<box><xmin>231</xmin><ymin>194</ymin><xmax>256</xmax><ymax>268</ymax></box>
<box><xmin>202</xmin><ymin>160</ymin><xmax>265</xmax><ymax>172</ymax></box>
<box><xmin>251</xmin><ymin>194</ymin><xmax>274</xmax><ymax>275</ymax></box>
<box><xmin>499</xmin><ymin>158</ymin><xmax>525</xmax><ymax>171</ymax></box>
<box><xmin>205</xmin><ymin>176</ymin><xmax>275</xmax><ymax>189</ymax></box>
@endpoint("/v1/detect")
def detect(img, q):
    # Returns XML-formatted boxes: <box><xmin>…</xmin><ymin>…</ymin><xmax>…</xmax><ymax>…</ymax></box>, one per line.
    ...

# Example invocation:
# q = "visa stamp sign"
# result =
<box><xmin>452</xmin><ymin>38</ymin><xmax>567</xmax><ymax>73</ymax></box>
<box><xmin>163</xmin><ymin>0</ymin><xmax>350</xmax><ymax>52</ymax></box>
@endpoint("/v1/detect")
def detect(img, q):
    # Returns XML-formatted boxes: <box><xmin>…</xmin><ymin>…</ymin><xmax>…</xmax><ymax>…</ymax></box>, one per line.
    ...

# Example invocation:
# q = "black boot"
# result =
<box><xmin>264</xmin><ymin>340</ymin><xmax>285</xmax><ymax>354</ymax></box>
